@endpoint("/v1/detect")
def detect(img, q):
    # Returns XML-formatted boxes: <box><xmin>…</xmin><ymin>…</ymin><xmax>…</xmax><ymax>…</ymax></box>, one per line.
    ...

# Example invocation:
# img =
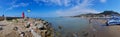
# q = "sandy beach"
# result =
<box><xmin>86</xmin><ymin>18</ymin><xmax>120</xmax><ymax>37</ymax></box>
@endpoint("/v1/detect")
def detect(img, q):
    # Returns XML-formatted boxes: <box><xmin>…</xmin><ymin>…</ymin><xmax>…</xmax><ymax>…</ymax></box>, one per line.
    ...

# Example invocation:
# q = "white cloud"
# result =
<box><xmin>100</xmin><ymin>0</ymin><xmax>106</xmax><ymax>3</ymax></box>
<box><xmin>5</xmin><ymin>0</ymin><xmax>29</xmax><ymax>12</ymax></box>
<box><xmin>34</xmin><ymin>0</ymin><xmax>61</xmax><ymax>5</ymax></box>
<box><xmin>55</xmin><ymin>0</ymin><xmax>100</xmax><ymax>16</ymax></box>
<box><xmin>34</xmin><ymin>0</ymin><xmax>82</xmax><ymax>7</ymax></box>
<box><xmin>8</xmin><ymin>3</ymin><xmax>29</xmax><ymax>10</ymax></box>
<box><xmin>34</xmin><ymin>0</ymin><xmax>100</xmax><ymax>16</ymax></box>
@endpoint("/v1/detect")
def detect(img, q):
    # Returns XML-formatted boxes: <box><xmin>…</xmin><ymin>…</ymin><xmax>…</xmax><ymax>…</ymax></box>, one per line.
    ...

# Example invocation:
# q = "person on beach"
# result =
<box><xmin>22</xmin><ymin>12</ymin><xmax>25</xmax><ymax>18</ymax></box>
<box><xmin>89</xmin><ymin>18</ymin><xmax>92</xmax><ymax>24</ymax></box>
<box><xmin>2</xmin><ymin>14</ymin><xmax>4</xmax><ymax>17</ymax></box>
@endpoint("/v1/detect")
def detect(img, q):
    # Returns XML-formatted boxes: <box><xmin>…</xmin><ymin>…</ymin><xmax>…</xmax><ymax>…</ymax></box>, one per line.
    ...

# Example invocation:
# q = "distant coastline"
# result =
<box><xmin>72</xmin><ymin>11</ymin><xmax>120</xmax><ymax>18</ymax></box>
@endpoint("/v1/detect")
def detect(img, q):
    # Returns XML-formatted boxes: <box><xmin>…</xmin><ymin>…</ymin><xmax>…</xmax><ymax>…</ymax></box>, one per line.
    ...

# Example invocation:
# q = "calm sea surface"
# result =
<box><xmin>40</xmin><ymin>17</ymin><xmax>90</xmax><ymax>37</ymax></box>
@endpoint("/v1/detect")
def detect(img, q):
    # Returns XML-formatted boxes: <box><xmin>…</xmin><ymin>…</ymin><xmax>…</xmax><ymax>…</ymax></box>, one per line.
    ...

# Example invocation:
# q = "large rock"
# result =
<box><xmin>0</xmin><ymin>26</ymin><xmax>3</xmax><ymax>30</ymax></box>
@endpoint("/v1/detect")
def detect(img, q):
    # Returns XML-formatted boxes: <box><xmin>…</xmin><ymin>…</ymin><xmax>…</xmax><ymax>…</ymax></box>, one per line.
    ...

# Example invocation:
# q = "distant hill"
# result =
<box><xmin>99</xmin><ymin>11</ymin><xmax>119</xmax><ymax>15</ymax></box>
<box><xmin>73</xmin><ymin>11</ymin><xmax>120</xmax><ymax>17</ymax></box>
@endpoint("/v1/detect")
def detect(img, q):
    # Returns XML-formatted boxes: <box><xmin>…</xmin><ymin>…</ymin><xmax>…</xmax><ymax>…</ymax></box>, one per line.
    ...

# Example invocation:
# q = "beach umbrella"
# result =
<box><xmin>26</xmin><ymin>9</ymin><xmax>31</xmax><ymax>18</ymax></box>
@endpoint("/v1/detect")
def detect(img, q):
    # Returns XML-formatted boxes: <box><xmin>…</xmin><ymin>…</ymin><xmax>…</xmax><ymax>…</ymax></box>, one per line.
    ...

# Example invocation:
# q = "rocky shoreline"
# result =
<box><xmin>0</xmin><ymin>17</ymin><xmax>54</xmax><ymax>37</ymax></box>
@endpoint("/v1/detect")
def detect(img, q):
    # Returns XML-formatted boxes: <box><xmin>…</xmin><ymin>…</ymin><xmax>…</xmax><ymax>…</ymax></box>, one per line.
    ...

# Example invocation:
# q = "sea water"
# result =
<box><xmin>41</xmin><ymin>17</ymin><xmax>89</xmax><ymax>37</ymax></box>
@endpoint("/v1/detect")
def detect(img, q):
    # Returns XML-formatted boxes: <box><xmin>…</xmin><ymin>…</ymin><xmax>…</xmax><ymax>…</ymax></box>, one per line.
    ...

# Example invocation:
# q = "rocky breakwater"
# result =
<box><xmin>0</xmin><ymin>18</ymin><xmax>54</xmax><ymax>37</ymax></box>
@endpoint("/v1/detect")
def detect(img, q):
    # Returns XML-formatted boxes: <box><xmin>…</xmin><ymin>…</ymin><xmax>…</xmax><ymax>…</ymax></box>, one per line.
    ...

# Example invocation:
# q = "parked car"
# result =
<box><xmin>106</xmin><ymin>17</ymin><xmax>120</xmax><ymax>26</ymax></box>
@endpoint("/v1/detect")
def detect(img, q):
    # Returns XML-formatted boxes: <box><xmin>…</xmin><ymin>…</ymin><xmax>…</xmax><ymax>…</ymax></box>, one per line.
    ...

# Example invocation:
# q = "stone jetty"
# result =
<box><xmin>0</xmin><ymin>17</ymin><xmax>54</xmax><ymax>37</ymax></box>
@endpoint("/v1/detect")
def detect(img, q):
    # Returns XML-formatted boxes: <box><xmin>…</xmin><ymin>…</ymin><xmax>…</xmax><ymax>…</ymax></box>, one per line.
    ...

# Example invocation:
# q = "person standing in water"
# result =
<box><xmin>89</xmin><ymin>18</ymin><xmax>92</xmax><ymax>24</ymax></box>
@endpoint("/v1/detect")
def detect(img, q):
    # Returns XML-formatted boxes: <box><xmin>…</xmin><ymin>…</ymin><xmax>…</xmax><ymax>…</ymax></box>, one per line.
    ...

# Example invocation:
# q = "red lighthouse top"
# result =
<box><xmin>22</xmin><ymin>12</ymin><xmax>25</xmax><ymax>18</ymax></box>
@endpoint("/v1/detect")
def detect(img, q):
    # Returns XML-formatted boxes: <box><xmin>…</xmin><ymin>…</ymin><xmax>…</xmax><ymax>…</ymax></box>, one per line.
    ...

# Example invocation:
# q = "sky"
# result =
<box><xmin>0</xmin><ymin>0</ymin><xmax>120</xmax><ymax>17</ymax></box>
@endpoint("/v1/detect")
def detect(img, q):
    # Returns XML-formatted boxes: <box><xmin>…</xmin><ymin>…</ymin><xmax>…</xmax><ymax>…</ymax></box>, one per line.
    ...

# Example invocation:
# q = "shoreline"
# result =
<box><xmin>2</xmin><ymin>17</ymin><xmax>120</xmax><ymax>37</ymax></box>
